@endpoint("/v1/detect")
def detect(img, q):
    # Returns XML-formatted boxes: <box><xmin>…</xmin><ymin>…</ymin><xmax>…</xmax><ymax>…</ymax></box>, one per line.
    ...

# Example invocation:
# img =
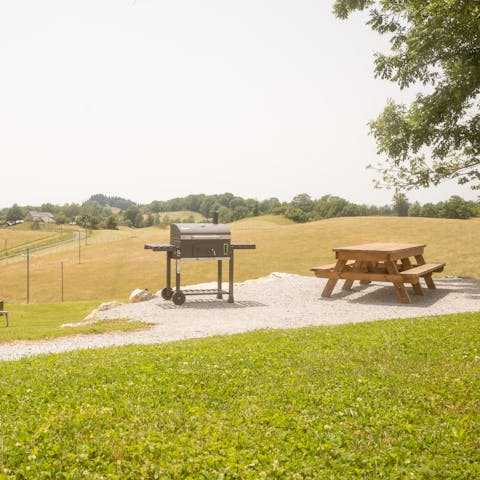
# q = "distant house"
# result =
<box><xmin>25</xmin><ymin>211</ymin><xmax>56</xmax><ymax>223</ymax></box>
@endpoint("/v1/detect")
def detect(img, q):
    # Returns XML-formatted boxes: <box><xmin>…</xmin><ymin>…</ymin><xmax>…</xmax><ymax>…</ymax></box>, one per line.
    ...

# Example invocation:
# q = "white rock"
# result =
<box><xmin>129</xmin><ymin>289</ymin><xmax>155</xmax><ymax>303</ymax></box>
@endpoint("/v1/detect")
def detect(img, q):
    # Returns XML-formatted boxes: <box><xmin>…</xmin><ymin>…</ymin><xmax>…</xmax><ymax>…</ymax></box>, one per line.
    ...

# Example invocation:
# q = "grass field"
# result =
<box><xmin>0</xmin><ymin>301</ymin><xmax>150</xmax><ymax>343</ymax></box>
<box><xmin>1</xmin><ymin>216</ymin><xmax>479</xmax><ymax>303</ymax></box>
<box><xmin>0</xmin><ymin>312</ymin><xmax>478</xmax><ymax>478</ymax></box>
<box><xmin>0</xmin><ymin>224</ymin><xmax>73</xmax><ymax>259</ymax></box>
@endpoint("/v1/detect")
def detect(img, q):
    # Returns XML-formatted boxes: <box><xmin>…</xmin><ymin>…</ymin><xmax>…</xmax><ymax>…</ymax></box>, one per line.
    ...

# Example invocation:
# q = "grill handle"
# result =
<box><xmin>230</xmin><ymin>243</ymin><xmax>256</xmax><ymax>250</ymax></box>
<box><xmin>144</xmin><ymin>243</ymin><xmax>176</xmax><ymax>252</ymax></box>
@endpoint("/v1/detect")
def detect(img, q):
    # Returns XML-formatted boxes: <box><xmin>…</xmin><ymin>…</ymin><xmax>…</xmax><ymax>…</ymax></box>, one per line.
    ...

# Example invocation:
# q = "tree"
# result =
<box><xmin>123</xmin><ymin>206</ymin><xmax>140</xmax><ymax>226</ymax></box>
<box><xmin>408</xmin><ymin>201</ymin><xmax>422</xmax><ymax>217</ymax></box>
<box><xmin>392</xmin><ymin>191</ymin><xmax>410</xmax><ymax>217</ymax></box>
<box><xmin>284</xmin><ymin>206</ymin><xmax>309</xmax><ymax>223</ymax></box>
<box><xmin>76</xmin><ymin>214</ymin><xmax>99</xmax><ymax>229</ymax></box>
<box><xmin>6</xmin><ymin>204</ymin><xmax>24</xmax><ymax>222</ymax></box>
<box><xmin>440</xmin><ymin>195</ymin><xmax>474</xmax><ymax>219</ymax></box>
<box><xmin>291</xmin><ymin>193</ymin><xmax>314</xmax><ymax>213</ymax></box>
<box><xmin>334</xmin><ymin>0</ymin><xmax>480</xmax><ymax>190</ymax></box>
<box><xmin>420</xmin><ymin>202</ymin><xmax>440</xmax><ymax>218</ymax></box>
<box><xmin>104</xmin><ymin>215</ymin><xmax>118</xmax><ymax>230</ymax></box>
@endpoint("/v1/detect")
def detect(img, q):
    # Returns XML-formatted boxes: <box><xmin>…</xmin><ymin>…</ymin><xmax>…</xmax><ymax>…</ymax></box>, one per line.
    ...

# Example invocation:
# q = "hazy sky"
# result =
<box><xmin>1</xmin><ymin>0</ymin><xmax>477</xmax><ymax>209</ymax></box>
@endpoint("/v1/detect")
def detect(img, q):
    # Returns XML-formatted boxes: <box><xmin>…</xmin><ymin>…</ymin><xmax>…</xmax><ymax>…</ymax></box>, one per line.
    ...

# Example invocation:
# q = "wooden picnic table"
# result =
<box><xmin>311</xmin><ymin>242</ymin><xmax>445</xmax><ymax>304</ymax></box>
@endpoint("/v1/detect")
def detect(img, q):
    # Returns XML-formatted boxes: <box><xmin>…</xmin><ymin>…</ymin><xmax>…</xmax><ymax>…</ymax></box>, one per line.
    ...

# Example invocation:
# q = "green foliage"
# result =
<box><xmin>392</xmin><ymin>191</ymin><xmax>410</xmax><ymax>217</ymax></box>
<box><xmin>284</xmin><ymin>205</ymin><xmax>310</xmax><ymax>223</ymax></box>
<box><xmin>123</xmin><ymin>206</ymin><xmax>142</xmax><ymax>228</ymax></box>
<box><xmin>3</xmin><ymin>191</ymin><xmax>478</xmax><ymax>232</ymax></box>
<box><xmin>0</xmin><ymin>301</ymin><xmax>149</xmax><ymax>343</ymax></box>
<box><xmin>104</xmin><ymin>215</ymin><xmax>118</xmax><ymax>230</ymax></box>
<box><xmin>75</xmin><ymin>214</ymin><xmax>99</xmax><ymax>229</ymax></box>
<box><xmin>0</xmin><ymin>313</ymin><xmax>479</xmax><ymax>478</ymax></box>
<box><xmin>85</xmin><ymin>194</ymin><xmax>135</xmax><ymax>211</ymax></box>
<box><xmin>408</xmin><ymin>201</ymin><xmax>422</xmax><ymax>217</ymax></box>
<box><xmin>5</xmin><ymin>203</ymin><xmax>24</xmax><ymax>222</ymax></box>
<box><xmin>413</xmin><ymin>196</ymin><xmax>477</xmax><ymax>219</ymax></box>
<box><xmin>439</xmin><ymin>195</ymin><xmax>476</xmax><ymax>220</ymax></box>
<box><xmin>54</xmin><ymin>213</ymin><xmax>68</xmax><ymax>225</ymax></box>
<box><xmin>334</xmin><ymin>0</ymin><xmax>480</xmax><ymax>190</ymax></box>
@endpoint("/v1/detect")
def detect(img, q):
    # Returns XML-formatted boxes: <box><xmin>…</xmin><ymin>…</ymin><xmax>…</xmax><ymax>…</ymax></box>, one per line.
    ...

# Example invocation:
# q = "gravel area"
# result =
<box><xmin>1</xmin><ymin>273</ymin><xmax>479</xmax><ymax>362</ymax></box>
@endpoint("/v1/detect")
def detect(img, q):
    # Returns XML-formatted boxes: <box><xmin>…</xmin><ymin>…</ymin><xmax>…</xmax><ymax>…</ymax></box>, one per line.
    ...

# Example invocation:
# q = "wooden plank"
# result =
<box><xmin>385</xmin><ymin>261</ymin><xmax>411</xmax><ymax>304</ymax></box>
<box><xmin>333</xmin><ymin>242</ymin><xmax>425</xmax><ymax>253</ymax></box>
<box><xmin>342</xmin><ymin>260</ymin><xmax>363</xmax><ymax>291</ymax></box>
<box><xmin>335</xmin><ymin>243</ymin><xmax>425</xmax><ymax>262</ymax></box>
<box><xmin>399</xmin><ymin>263</ymin><xmax>445</xmax><ymax>279</ymax></box>
<box><xmin>321</xmin><ymin>259</ymin><xmax>346</xmax><ymax>298</ymax></box>
<box><xmin>338</xmin><ymin>271</ymin><xmax>405</xmax><ymax>283</ymax></box>
<box><xmin>311</xmin><ymin>260</ymin><xmax>355</xmax><ymax>271</ymax></box>
<box><xmin>312</xmin><ymin>269</ymin><xmax>333</xmax><ymax>279</ymax></box>
<box><xmin>423</xmin><ymin>274</ymin><xmax>436</xmax><ymax>289</ymax></box>
<box><xmin>401</xmin><ymin>257</ymin><xmax>413</xmax><ymax>270</ymax></box>
<box><xmin>411</xmin><ymin>281</ymin><xmax>424</xmax><ymax>296</ymax></box>
<box><xmin>359</xmin><ymin>261</ymin><xmax>374</xmax><ymax>285</ymax></box>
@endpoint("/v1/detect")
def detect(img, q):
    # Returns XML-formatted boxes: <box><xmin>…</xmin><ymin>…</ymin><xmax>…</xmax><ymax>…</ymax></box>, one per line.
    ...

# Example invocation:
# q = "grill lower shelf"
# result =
<box><xmin>182</xmin><ymin>288</ymin><xmax>228</xmax><ymax>296</ymax></box>
<box><xmin>161</xmin><ymin>287</ymin><xmax>229</xmax><ymax>305</ymax></box>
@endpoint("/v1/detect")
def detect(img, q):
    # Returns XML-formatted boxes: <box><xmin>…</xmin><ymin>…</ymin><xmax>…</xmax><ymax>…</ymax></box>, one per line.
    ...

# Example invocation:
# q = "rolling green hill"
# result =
<box><xmin>1</xmin><ymin>216</ymin><xmax>479</xmax><ymax>303</ymax></box>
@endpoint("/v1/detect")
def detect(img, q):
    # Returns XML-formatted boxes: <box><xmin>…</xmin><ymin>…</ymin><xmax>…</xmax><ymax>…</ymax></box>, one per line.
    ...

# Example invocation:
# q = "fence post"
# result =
<box><xmin>61</xmin><ymin>261</ymin><xmax>64</xmax><ymax>302</ymax></box>
<box><xmin>26</xmin><ymin>248</ymin><xmax>30</xmax><ymax>304</ymax></box>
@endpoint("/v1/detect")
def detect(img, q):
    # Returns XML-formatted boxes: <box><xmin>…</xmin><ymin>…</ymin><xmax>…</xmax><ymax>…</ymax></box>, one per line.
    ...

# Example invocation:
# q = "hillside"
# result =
<box><xmin>1</xmin><ymin>216</ymin><xmax>479</xmax><ymax>303</ymax></box>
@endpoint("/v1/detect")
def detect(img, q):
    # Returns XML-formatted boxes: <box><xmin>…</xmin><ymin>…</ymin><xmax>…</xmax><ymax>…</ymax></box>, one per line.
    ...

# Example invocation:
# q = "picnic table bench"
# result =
<box><xmin>311</xmin><ymin>242</ymin><xmax>445</xmax><ymax>304</ymax></box>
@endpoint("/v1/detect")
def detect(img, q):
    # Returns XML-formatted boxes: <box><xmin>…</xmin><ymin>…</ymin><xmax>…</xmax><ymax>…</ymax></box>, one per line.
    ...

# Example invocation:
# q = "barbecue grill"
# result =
<box><xmin>144</xmin><ymin>213</ymin><xmax>255</xmax><ymax>305</ymax></box>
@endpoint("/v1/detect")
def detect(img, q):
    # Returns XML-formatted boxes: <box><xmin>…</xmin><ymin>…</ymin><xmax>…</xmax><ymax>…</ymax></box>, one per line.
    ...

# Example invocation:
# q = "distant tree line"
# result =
<box><xmin>1</xmin><ymin>192</ymin><xmax>478</xmax><ymax>230</ymax></box>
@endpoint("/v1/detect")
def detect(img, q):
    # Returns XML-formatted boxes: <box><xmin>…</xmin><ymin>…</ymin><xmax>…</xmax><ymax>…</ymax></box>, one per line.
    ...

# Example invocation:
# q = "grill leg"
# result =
<box><xmin>217</xmin><ymin>260</ymin><xmax>223</xmax><ymax>299</ymax></box>
<box><xmin>166</xmin><ymin>251</ymin><xmax>172</xmax><ymax>290</ymax></box>
<box><xmin>228</xmin><ymin>251</ymin><xmax>234</xmax><ymax>303</ymax></box>
<box><xmin>175</xmin><ymin>258</ymin><xmax>181</xmax><ymax>292</ymax></box>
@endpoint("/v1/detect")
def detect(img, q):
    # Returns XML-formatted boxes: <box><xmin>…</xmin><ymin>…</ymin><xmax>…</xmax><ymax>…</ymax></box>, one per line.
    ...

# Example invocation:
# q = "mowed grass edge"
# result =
<box><xmin>0</xmin><ymin>301</ymin><xmax>150</xmax><ymax>343</ymax></box>
<box><xmin>0</xmin><ymin>311</ymin><xmax>479</xmax><ymax>479</ymax></box>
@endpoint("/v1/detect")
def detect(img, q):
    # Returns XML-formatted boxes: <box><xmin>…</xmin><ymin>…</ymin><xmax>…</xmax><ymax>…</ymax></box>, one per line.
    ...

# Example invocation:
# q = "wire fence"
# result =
<box><xmin>0</xmin><ymin>229</ymin><xmax>139</xmax><ymax>304</ymax></box>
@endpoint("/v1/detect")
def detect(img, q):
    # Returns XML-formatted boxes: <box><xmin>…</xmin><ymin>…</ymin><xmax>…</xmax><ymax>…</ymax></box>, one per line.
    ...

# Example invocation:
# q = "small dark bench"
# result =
<box><xmin>0</xmin><ymin>300</ymin><xmax>8</xmax><ymax>327</ymax></box>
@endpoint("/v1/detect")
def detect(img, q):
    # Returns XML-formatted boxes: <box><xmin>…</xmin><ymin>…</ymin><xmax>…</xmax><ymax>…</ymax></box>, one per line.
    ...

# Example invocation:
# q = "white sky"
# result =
<box><xmin>0</xmin><ymin>0</ymin><xmax>477</xmax><ymax>209</ymax></box>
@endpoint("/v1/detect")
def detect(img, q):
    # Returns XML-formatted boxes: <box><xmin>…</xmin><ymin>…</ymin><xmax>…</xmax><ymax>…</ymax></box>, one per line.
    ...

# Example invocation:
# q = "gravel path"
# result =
<box><xmin>1</xmin><ymin>273</ymin><xmax>479</xmax><ymax>362</ymax></box>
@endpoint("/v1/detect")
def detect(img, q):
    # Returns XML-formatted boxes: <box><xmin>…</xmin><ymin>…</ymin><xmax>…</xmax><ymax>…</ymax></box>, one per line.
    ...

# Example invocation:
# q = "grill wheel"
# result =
<box><xmin>172</xmin><ymin>291</ymin><xmax>186</xmax><ymax>306</ymax></box>
<box><xmin>161</xmin><ymin>288</ymin><xmax>173</xmax><ymax>300</ymax></box>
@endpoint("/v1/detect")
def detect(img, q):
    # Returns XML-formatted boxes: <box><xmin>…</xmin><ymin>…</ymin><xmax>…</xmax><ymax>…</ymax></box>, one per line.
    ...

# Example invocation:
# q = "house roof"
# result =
<box><xmin>28</xmin><ymin>211</ymin><xmax>56</xmax><ymax>223</ymax></box>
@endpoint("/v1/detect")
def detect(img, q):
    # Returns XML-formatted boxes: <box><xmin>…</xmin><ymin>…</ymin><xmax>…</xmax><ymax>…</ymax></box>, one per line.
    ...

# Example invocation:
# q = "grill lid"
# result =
<box><xmin>171</xmin><ymin>223</ymin><xmax>230</xmax><ymax>239</ymax></box>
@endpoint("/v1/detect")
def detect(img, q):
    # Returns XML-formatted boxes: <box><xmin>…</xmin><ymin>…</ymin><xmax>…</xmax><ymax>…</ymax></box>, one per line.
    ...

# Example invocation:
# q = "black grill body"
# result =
<box><xmin>170</xmin><ymin>223</ymin><xmax>231</xmax><ymax>259</ymax></box>
<box><xmin>145</xmin><ymin>220</ymin><xmax>255</xmax><ymax>305</ymax></box>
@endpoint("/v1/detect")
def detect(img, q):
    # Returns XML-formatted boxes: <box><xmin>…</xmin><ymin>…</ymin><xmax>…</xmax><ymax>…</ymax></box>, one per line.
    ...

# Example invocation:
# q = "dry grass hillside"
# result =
<box><xmin>1</xmin><ymin>216</ymin><xmax>479</xmax><ymax>304</ymax></box>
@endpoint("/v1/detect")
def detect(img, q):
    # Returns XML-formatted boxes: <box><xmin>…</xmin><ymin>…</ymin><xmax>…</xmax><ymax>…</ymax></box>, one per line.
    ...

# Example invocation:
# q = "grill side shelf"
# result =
<box><xmin>231</xmin><ymin>243</ymin><xmax>256</xmax><ymax>250</ymax></box>
<box><xmin>144</xmin><ymin>244</ymin><xmax>177</xmax><ymax>252</ymax></box>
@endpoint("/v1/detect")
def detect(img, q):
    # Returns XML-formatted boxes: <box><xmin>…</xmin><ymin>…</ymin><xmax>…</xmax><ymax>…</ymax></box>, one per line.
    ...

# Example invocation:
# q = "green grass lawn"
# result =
<box><xmin>0</xmin><ymin>312</ymin><xmax>478</xmax><ymax>479</ymax></box>
<box><xmin>0</xmin><ymin>301</ymin><xmax>149</xmax><ymax>343</ymax></box>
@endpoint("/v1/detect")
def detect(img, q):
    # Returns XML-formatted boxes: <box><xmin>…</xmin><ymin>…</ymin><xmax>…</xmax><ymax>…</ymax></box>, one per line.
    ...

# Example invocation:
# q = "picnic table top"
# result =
<box><xmin>332</xmin><ymin>242</ymin><xmax>426</xmax><ymax>254</ymax></box>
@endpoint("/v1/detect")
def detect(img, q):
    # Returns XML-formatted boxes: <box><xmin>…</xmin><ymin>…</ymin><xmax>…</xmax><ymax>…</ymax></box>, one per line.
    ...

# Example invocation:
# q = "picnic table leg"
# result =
<box><xmin>415</xmin><ymin>254</ymin><xmax>437</xmax><ymax>289</ymax></box>
<box><xmin>401</xmin><ymin>258</ymin><xmax>423</xmax><ymax>295</ymax></box>
<box><xmin>322</xmin><ymin>259</ymin><xmax>346</xmax><ymax>298</ymax></box>
<box><xmin>342</xmin><ymin>260</ymin><xmax>361</xmax><ymax>291</ymax></box>
<box><xmin>359</xmin><ymin>261</ymin><xmax>374</xmax><ymax>285</ymax></box>
<box><xmin>386</xmin><ymin>261</ymin><xmax>411</xmax><ymax>304</ymax></box>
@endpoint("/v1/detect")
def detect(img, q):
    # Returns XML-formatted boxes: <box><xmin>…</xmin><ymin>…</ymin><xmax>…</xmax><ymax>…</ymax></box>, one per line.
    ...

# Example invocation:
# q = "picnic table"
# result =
<box><xmin>311</xmin><ymin>242</ymin><xmax>445</xmax><ymax>304</ymax></box>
